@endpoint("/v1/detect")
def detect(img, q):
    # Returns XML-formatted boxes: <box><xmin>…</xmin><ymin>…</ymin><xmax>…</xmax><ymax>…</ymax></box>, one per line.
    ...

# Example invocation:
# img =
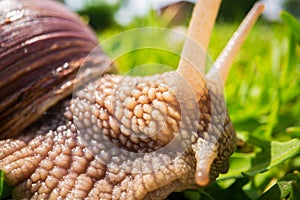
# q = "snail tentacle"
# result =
<box><xmin>207</xmin><ymin>3</ymin><xmax>265</xmax><ymax>86</ymax></box>
<box><xmin>177</xmin><ymin>0</ymin><xmax>221</xmax><ymax>95</ymax></box>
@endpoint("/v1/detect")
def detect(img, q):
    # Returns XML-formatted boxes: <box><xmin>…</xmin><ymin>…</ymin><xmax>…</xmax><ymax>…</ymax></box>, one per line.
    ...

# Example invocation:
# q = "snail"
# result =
<box><xmin>0</xmin><ymin>0</ymin><xmax>264</xmax><ymax>199</ymax></box>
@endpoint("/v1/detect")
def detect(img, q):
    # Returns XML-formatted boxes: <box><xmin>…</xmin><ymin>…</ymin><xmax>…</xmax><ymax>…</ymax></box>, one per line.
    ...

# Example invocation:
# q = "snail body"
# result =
<box><xmin>0</xmin><ymin>0</ymin><xmax>264</xmax><ymax>199</ymax></box>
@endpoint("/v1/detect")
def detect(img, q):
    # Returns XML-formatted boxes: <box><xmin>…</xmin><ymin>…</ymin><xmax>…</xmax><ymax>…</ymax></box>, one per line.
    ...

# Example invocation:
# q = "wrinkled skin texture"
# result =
<box><xmin>0</xmin><ymin>72</ymin><xmax>236</xmax><ymax>200</ymax></box>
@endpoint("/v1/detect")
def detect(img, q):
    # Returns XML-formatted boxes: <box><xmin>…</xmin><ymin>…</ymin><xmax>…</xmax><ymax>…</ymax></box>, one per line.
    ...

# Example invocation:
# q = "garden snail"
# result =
<box><xmin>0</xmin><ymin>0</ymin><xmax>264</xmax><ymax>199</ymax></box>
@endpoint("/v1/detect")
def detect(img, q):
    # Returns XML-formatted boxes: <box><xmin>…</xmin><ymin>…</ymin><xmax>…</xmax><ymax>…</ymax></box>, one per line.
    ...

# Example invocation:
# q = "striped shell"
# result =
<box><xmin>0</xmin><ymin>0</ymin><xmax>111</xmax><ymax>138</ymax></box>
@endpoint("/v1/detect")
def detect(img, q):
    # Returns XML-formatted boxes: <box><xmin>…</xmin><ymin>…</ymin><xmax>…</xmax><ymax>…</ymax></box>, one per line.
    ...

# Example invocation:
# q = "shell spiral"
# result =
<box><xmin>0</xmin><ymin>0</ymin><xmax>111</xmax><ymax>139</ymax></box>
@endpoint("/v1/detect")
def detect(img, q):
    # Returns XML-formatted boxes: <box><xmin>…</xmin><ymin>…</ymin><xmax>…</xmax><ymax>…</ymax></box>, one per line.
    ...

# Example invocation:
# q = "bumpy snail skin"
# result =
<box><xmin>0</xmin><ymin>72</ymin><xmax>235</xmax><ymax>199</ymax></box>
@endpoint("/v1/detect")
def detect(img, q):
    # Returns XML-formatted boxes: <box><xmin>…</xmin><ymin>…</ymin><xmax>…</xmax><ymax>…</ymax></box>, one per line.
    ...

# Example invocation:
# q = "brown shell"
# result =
<box><xmin>0</xmin><ymin>0</ymin><xmax>112</xmax><ymax>138</ymax></box>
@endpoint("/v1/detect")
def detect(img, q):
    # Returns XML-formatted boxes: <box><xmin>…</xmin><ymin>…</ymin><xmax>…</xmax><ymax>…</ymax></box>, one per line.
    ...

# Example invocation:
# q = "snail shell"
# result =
<box><xmin>0</xmin><ymin>0</ymin><xmax>113</xmax><ymax>139</ymax></box>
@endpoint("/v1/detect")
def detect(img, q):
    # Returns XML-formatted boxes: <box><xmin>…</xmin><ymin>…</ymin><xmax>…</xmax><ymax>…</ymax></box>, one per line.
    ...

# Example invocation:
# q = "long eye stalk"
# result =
<box><xmin>177</xmin><ymin>0</ymin><xmax>222</xmax><ymax>92</ymax></box>
<box><xmin>207</xmin><ymin>3</ymin><xmax>265</xmax><ymax>86</ymax></box>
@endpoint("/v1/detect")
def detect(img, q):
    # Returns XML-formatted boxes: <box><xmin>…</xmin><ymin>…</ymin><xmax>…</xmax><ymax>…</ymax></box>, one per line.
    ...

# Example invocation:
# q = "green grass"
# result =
<box><xmin>1</xmin><ymin>9</ymin><xmax>300</xmax><ymax>200</ymax></box>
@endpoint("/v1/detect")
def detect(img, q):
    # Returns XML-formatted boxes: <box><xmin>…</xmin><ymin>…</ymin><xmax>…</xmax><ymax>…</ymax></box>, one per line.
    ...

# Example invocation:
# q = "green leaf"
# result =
<box><xmin>286</xmin><ymin>126</ymin><xmax>300</xmax><ymax>138</ymax></box>
<box><xmin>220</xmin><ymin>137</ymin><xmax>300</xmax><ymax>179</ymax></box>
<box><xmin>245</xmin><ymin>138</ymin><xmax>300</xmax><ymax>176</ymax></box>
<box><xmin>183</xmin><ymin>190</ymin><xmax>202</xmax><ymax>200</ymax></box>
<box><xmin>0</xmin><ymin>170</ymin><xmax>12</xmax><ymax>199</ymax></box>
<box><xmin>281</xmin><ymin>11</ymin><xmax>300</xmax><ymax>42</ymax></box>
<box><xmin>0</xmin><ymin>170</ymin><xmax>4</xmax><ymax>197</ymax></box>
<box><xmin>257</xmin><ymin>173</ymin><xmax>298</xmax><ymax>200</ymax></box>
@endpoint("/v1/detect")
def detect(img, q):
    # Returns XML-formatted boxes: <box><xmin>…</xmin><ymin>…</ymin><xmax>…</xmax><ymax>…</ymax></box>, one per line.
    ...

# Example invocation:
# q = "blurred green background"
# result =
<box><xmin>59</xmin><ymin>0</ymin><xmax>300</xmax><ymax>29</ymax></box>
